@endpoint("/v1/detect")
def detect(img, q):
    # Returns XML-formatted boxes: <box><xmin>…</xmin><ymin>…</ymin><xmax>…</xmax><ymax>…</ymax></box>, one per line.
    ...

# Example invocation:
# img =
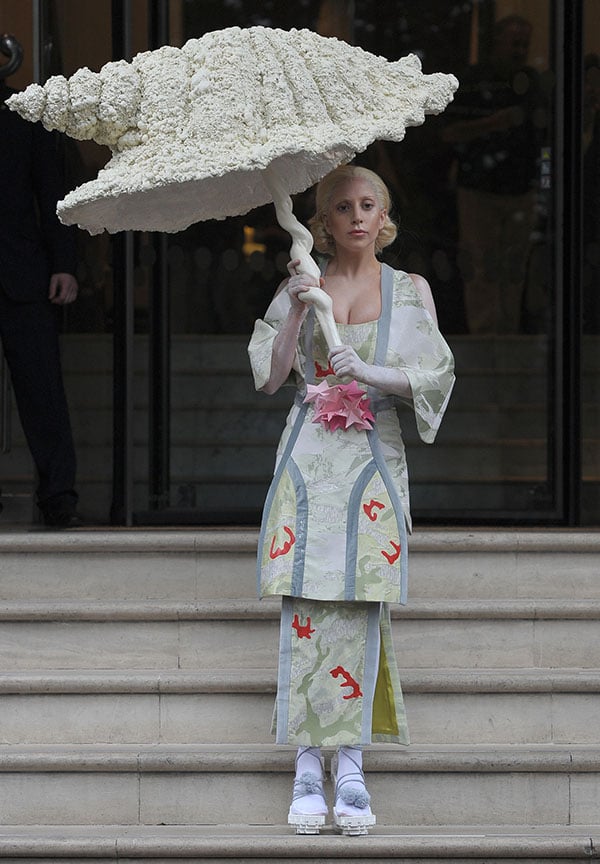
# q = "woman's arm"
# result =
<box><xmin>261</xmin><ymin>303</ymin><xmax>308</xmax><ymax>394</ymax></box>
<box><xmin>260</xmin><ymin>268</ymin><xmax>321</xmax><ymax>395</ymax></box>
<box><xmin>328</xmin><ymin>274</ymin><xmax>440</xmax><ymax>399</ymax></box>
<box><xmin>328</xmin><ymin>346</ymin><xmax>413</xmax><ymax>398</ymax></box>
<box><xmin>409</xmin><ymin>273</ymin><xmax>438</xmax><ymax>325</ymax></box>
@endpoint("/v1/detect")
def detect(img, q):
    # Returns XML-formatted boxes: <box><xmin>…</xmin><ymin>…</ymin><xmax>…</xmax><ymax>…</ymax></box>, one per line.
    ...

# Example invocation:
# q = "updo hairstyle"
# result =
<box><xmin>308</xmin><ymin>164</ymin><xmax>398</xmax><ymax>256</ymax></box>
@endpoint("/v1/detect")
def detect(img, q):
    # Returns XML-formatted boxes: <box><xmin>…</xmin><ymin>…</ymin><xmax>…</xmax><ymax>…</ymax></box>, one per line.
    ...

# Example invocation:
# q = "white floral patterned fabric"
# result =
<box><xmin>249</xmin><ymin>264</ymin><xmax>453</xmax><ymax>745</ymax></box>
<box><xmin>248</xmin><ymin>264</ymin><xmax>455</xmax><ymax>605</ymax></box>
<box><xmin>274</xmin><ymin>597</ymin><xmax>410</xmax><ymax>746</ymax></box>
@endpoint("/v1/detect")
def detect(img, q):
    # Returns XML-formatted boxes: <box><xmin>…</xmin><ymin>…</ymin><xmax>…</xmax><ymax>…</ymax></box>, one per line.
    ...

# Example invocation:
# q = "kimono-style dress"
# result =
<box><xmin>248</xmin><ymin>263</ymin><xmax>455</xmax><ymax>748</ymax></box>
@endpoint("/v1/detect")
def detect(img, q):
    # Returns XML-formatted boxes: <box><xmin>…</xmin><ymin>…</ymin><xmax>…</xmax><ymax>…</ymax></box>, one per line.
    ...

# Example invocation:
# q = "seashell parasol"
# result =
<box><xmin>8</xmin><ymin>26</ymin><xmax>458</xmax><ymax>347</ymax></box>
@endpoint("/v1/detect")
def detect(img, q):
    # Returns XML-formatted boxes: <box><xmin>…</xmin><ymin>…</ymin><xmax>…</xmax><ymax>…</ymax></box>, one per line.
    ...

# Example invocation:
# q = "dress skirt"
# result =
<box><xmin>248</xmin><ymin>265</ymin><xmax>455</xmax><ymax>750</ymax></box>
<box><xmin>273</xmin><ymin>596</ymin><xmax>410</xmax><ymax>747</ymax></box>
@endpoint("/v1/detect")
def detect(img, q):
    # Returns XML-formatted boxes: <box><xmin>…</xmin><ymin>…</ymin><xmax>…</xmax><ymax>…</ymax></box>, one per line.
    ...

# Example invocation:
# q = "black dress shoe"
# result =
<box><xmin>42</xmin><ymin>508</ymin><xmax>83</xmax><ymax>528</ymax></box>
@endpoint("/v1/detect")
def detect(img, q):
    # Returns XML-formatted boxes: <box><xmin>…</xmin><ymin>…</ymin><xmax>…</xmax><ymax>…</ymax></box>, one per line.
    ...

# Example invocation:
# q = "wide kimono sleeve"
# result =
<box><xmin>247</xmin><ymin>286</ymin><xmax>306</xmax><ymax>391</ymax></box>
<box><xmin>387</xmin><ymin>272</ymin><xmax>455</xmax><ymax>444</ymax></box>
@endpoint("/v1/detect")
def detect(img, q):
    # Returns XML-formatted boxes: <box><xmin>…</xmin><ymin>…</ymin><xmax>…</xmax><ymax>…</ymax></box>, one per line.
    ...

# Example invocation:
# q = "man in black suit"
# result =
<box><xmin>0</xmin><ymin>79</ymin><xmax>82</xmax><ymax>527</ymax></box>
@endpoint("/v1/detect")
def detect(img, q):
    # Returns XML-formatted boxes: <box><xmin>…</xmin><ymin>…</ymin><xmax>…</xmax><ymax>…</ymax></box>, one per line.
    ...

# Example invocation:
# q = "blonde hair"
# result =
<box><xmin>308</xmin><ymin>165</ymin><xmax>398</xmax><ymax>256</ymax></box>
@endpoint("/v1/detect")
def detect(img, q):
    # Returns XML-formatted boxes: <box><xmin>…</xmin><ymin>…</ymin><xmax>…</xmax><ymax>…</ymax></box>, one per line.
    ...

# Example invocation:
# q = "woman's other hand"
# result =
<box><xmin>330</xmin><ymin>345</ymin><xmax>412</xmax><ymax>398</ymax></box>
<box><xmin>329</xmin><ymin>345</ymin><xmax>369</xmax><ymax>382</ymax></box>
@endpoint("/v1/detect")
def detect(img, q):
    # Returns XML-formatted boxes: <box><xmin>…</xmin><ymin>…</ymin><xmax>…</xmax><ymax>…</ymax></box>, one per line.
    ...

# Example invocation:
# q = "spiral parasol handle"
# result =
<box><xmin>264</xmin><ymin>164</ymin><xmax>340</xmax><ymax>350</ymax></box>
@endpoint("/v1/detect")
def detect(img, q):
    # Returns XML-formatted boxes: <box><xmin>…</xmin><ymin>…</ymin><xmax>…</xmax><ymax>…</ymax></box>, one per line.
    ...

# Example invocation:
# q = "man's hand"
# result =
<box><xmin>49</xmin><ymin>273</ymin><xmax>79</xmax><ymax>305</ymax></box>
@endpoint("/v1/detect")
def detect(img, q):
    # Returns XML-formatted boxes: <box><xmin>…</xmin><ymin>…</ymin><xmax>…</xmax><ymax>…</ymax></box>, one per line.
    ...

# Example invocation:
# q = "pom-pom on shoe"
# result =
<box><xmin>288</xmin><ymin>747</ymin><xmax>328</xmax><ymax>834</ymax></box>
<box><xmin>332</xmin><ymin>747</ymin><xmax>376</xmax><ymax>836</ymax></box>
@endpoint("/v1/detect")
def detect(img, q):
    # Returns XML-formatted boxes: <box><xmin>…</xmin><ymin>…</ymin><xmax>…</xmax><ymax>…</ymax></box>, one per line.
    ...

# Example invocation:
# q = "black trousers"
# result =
<box><xmin>0</xmin><ymin>290</ymin><xmax>77</xmax><ymax>507</ymax></box>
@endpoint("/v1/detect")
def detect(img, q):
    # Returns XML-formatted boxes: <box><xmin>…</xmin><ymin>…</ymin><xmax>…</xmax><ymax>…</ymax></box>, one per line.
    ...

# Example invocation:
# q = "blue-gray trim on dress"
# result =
<box><xmin>257</xmin><ymin>262</ymin><xmax>408</xmax><ymax>605</ymax></box>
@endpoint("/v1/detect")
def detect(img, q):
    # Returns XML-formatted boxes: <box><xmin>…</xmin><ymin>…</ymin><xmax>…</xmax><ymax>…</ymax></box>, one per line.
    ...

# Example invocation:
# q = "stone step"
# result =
<box><xmin>62</xmin><ymin>361</ymin><xmax>600</xmax><ymax>406</ymax></box>
<box><xmin>165</xmin><ymin>440</ymin><xmax>554</xmax><ymax>481</ymax></box>
<box><xmin>71</xmin><ymin>478</ymin><xmax>600</xmax><ymax>528</ymax></box>
<box><xmin>0</xmin><ymin>823</ymin><xmax>597</xmax><ymax>861</ymax></box>
<box><xmin>3</xmin><ymin>435</ymin><xmax>597</xmax><ymax>517</ymax></box>
<box><xmin>44</xmin><ymin>332</ymin><xmax>600</xmax><ymax>527</ymax></box>
<box><xmin>0</xmin><ymin>668</ymin><xmax>597</xmax><ymax>747</ymax></box>
<box><xmin>57</xmin><ymin>332</ymin><xmax>600</xmax><ymax>375</ymax></box>
<box><xmin>5</xmin><ymin>388</ymin><xmax>590</xmax><ymax>451</ymax></box>
<box><xmin>1</xmin><ymin>530</ymin><xmax>599</xmax><ymax>602</ymax></box>
<box><xmin>63</xmin><ymin>401</ymin><xmax>564</xmax><ymax>445</ymax></box>
<box><xmin>62</xmin><ymin>368</ymin><xmax>562</xmax><ymax>408</ymax></box>
<box><xmin>0</xmin><ymin>597</ymin><xmax>598</xmax><ymax>670</ymax></box>
<box><xmin>14</xmin><ymin>477</ymin><xmax>600</xmax><ymax>528</ymax></box>
<box><xmin>0</xmin><ymin>487</ymin><xmax>35</xmax><ymax>523</ymax></box>
<box><xmin>58</xmin><ymin>331</ymin><xmax>600</xmax><ymax>372</ymax></box>
<box><xmin>0</xmin><ymin>440</ymin><xmax>557</xmax><ymax>482</ymax></box>
<box><xmin>0</xmin><ymin>528</ymin><xmax>597</xmax><ymax>854</ymax></box>
<box><xmin>0</xmin><ymin>744</ymin><xmax>597</xmax><ymax>828</ymax></box>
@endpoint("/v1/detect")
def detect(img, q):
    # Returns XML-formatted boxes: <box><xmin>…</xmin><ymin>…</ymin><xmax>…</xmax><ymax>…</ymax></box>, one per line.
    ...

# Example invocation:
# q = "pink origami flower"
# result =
<box><xmin>303</xmin><ymin>380</ymin><xmax>375</xmax><ymax>432</ymax></box>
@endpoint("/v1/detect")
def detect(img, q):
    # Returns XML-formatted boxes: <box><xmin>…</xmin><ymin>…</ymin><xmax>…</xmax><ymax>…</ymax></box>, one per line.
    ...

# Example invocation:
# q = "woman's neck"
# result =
<box><xmin>326</xmin><ymin>250</ymin><xmax>381</xmax><ymax>280</ymax></box>
<box><xmin>323</xmin><ymin>251</ymin><xmax>382</xmax><ymax>325</ymax></box>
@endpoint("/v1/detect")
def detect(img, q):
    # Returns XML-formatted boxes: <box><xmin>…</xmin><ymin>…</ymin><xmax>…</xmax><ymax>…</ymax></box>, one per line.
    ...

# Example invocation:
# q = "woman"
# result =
<box><xmin>248</xmin><ymin>165</ymin><xmax>455</xmax><ymax>835</ymax></box>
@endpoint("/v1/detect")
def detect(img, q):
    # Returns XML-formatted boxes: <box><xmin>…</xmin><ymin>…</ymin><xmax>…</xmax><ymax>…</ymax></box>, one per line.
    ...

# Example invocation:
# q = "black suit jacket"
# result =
<box><xmin>0</xmin><ymin>82</ymin><xmax>77</xmax><ymax>302</ymax></box>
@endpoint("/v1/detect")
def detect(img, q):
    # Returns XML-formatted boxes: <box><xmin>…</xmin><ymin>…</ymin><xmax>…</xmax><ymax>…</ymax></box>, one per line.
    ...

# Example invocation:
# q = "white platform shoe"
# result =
<box><xmin>287</xmin><ymin>746</ymin><xmax>328</xmax><ymax>834</ymax></box>
<box><xmin>331</xmin><ymin>746</ymin><xmax>377</xmax><ymax>836</ymax></box>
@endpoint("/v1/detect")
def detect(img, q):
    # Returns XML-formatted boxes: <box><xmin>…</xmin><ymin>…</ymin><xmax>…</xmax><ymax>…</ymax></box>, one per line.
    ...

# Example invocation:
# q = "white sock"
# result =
<box><xmin>296</xmin><ymin>746</ymin><xmax>322</xmax><ymax>778</ymax></box>
<box><xmin>290</xmin><ymin>746</ymin><xmax>327</xmax><ymax>816</ymax></box>
<box><xmin>335</xmin><ymin>746</ymin><xmax>372</xmax><ymax>815</ymax></box>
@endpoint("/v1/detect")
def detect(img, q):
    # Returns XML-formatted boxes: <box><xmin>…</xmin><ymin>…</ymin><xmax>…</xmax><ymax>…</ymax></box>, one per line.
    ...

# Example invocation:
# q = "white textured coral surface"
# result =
<box><xmin>8</xmin><ymin>27</ymin><xmax>458</xmax><ymax>235</ymax></box>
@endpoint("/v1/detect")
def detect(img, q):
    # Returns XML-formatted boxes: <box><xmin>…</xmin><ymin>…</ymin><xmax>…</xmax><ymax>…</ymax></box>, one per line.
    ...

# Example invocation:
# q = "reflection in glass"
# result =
<box><xmin>123</xmin><ymin>0</ymin><xmax>559</xmax><ymax>523</ymax></box>
<box><xmin>583</xmin><ymin>0</ymin><xmax>600</xmax><ymax>521</ymax></box>
<box><xmin>22</xmin><ymin>0</ymin><xmax>590</xmax><ymax>524</ymax></box>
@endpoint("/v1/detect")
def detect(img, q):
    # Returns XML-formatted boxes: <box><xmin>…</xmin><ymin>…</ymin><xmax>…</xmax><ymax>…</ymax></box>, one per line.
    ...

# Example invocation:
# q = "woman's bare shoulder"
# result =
<box><xmin>408</xmin><ymin>272</ymin><xmax>438</xmax><ymax>325</ymax></box>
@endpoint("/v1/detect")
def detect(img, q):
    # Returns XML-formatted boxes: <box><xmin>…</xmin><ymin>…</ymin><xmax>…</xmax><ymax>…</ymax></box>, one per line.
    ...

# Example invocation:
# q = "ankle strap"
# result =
<box><xmin>296</xmin><ymin>746</ymin><xmax>322</xmax><ymax>769</ymax></box>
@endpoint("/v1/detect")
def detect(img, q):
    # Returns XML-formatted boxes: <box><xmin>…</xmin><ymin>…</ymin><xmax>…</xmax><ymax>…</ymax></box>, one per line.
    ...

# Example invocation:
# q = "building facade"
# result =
<box><xmin>0</xmin><ymin>0</ymin><xmax>598</xmax><ymax>527</ymax></box>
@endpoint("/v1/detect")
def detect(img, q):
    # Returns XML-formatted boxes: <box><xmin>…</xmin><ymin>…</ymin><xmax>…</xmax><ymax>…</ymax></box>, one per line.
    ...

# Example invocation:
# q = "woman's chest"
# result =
<box><xmin>325</xmin><ymin>274</ymin><xmax>382</xmax><ymax>325</ymax></box>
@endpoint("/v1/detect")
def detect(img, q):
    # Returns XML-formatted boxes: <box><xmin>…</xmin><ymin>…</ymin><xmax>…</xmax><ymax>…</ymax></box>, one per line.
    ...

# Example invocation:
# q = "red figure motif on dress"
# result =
<box><xmin>330</xmin><ymin>665</ymin><xmax>363</xmax><ymax>699</ymax></box>
<box><xmin>292</xmin><ymin>614</ymin><xmax>315</xmax><ymax>639</ymax></box>
<box><xmin>381</xmin><ymin>540</ymin><xmax>401</xmax><ymax>564</ymax></box>
<box><xmin>363</xmin><ymin>498</ymin><xmax>385</xmax><ymax>521</ymax></box>
<box><xmin>269</xmin><ymin>526</ymin><xmax>296</xmax><ymax>559</ymax></box>
<box><xmin>315</xmin><ymin>359</ymin><xmax>335</xmax><ymax>378</ymax></box>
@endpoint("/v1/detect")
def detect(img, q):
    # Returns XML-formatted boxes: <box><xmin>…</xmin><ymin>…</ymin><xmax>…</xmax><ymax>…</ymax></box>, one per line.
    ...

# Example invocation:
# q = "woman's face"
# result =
<box><xmin>324</xmin><ymin>177</ymin><xmax>386</xmax><ymax>254</ymax></box>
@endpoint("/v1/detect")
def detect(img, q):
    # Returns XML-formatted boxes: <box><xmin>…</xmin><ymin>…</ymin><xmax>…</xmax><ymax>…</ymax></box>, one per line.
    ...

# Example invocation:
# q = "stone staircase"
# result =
<box><xmin>1</xmin><ymin>333</ymin><xmax>598</xmax><ymax>524</ymax></box>
<box><xmin>0</xmin><ymin>527</ymin><xmax>598</xmax><ymax>861</ymax></box>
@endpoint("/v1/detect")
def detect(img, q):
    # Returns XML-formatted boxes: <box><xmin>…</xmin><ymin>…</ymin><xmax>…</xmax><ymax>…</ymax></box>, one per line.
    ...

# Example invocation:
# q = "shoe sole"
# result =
<box><xmin>288</xmin><ymin>812</ymin><xmax>326</xmax><ymax>834</ymax></box>
<box><xmin>333</xmin><ymin>810</ymin><xmax>376</xmax><ymax>836</ymax></box>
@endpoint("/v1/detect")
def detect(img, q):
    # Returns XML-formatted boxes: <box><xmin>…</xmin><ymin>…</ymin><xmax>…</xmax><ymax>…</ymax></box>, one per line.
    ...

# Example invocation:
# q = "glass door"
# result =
<box><xmin>134</xmin><ymin>0</ymin><xmax>570</xmax><ymax>525</ymax></box>
<box><xmin>6</xmin><ymin>0</ymin><xmax>590</xmax><ymax>526</ymax></box>
<box><xmin>0</xmin><ymin>0</ymin><xmax>118</xmax><ymax>524</ymax></box>
<box><xmin>582</xmin><ymin>0</ymin><xmax>600</xmax><ymax>523</ymax></box>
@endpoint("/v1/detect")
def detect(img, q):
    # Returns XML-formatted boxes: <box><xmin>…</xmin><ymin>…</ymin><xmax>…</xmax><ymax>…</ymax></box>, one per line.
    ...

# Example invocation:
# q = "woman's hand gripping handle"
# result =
<box><xmin>287</xmin><ymin>258</ymin><xmax>341</xmax><ymax>351</ymax></box>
